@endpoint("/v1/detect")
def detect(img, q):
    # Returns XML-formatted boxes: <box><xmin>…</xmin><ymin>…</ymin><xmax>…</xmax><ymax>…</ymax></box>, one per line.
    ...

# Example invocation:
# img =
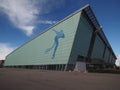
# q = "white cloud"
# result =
<box><xmin>0</xmin><ymin>0</ymin><xmax>65</xmax><ymax>36</ymax></box>
<box><xmin>20</xmin><ymin>26</ymin><xmax>34</xmax><ymax>36</ymax></box>
<box><xmin>115</xmin><ymin>55</ymin><xmax>120</xmax><ymax>67</ymax></box>
<box><xmin>0</xmin><ymin>43</ymin><xmax>15</xmax><ymax>60</ymax></box>
<box><xmin>39</xmin><ymin>20</ymin><xmax>57</xmax><ymax>25</ymax></box>
<box><xmin>0</xmin><ymin>0</ymin><xmax>39</xmax><ymax>36</ymax></box>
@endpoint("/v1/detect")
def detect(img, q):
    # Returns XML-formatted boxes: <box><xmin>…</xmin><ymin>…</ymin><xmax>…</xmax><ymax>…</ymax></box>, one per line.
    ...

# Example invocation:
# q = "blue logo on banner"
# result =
<box><xmin>45</xmin><ymin>29</ymin><xmax>65</xmax><ymax>59</ymax></box>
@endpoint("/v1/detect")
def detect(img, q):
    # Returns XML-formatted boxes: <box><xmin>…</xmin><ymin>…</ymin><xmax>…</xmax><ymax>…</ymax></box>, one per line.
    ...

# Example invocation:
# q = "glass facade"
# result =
<box><xmin>4</xmin><ymin>5</ymin><xmax>116</xmax><ymax>70</ymax></box>
<box><xmin>91</xmin><ymin>35</ymin><xmax>105</xmax><ymax>59</ymax></box>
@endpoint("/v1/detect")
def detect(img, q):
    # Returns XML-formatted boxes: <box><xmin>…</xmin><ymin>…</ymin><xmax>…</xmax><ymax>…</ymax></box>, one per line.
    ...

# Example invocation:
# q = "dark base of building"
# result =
<box><xmin>5</xmin><ymin>64</ymin><xmax>67</xmax><ymax>71</ymax></box>
<box><xmin>4</xmin><ymin>63</ymin><xmax>115</xmax><ymax>71</ymax></box>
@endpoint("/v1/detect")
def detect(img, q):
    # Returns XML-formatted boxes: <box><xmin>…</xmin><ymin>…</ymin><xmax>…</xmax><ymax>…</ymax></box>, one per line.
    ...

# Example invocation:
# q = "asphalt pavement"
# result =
<box><xmin>0</xmin><ymin>68</ymin><xmax>120</xmax><ymax>90</ymax></box>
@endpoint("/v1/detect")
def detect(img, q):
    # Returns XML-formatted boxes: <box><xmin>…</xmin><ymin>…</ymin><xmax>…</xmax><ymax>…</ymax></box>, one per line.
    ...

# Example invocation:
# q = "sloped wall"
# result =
<box><xmin>4</xmin><ymin>12</ymin><xmax>81</xmax><ymax>66</ymax></box>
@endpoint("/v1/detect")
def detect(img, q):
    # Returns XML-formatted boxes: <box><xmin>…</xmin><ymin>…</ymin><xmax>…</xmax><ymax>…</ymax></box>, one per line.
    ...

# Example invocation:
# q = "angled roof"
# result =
<box><xmin>6</xmin><ymin>4</ymin><xmax>116</xmax><ymax>59</ymax></box>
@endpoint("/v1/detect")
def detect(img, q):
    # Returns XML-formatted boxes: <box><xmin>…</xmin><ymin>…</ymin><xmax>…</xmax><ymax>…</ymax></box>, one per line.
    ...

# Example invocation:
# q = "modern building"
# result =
<box><xmin>4</xmin><ymin>5</ymin><xmax>116</xmax><ymax>71</ymax></box>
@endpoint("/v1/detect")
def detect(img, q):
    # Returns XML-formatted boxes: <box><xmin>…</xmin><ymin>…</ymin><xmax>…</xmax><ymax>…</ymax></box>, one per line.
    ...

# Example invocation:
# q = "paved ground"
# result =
<box><xmin>0</xmin><ymin>68</ymin><xmax>120</xmax><ymax>90</ymax></box>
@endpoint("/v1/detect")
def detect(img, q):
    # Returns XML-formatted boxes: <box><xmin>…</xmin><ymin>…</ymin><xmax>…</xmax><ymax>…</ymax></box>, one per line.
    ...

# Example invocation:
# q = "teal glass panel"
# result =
<box><xmin>104</xmin><ymin>48</ymin><xmax>110</xmax><ymax>63</ymax></box>
<box><xmin>91</xmin><ymin>35</ymin><xmax>105</xmax><ymax>59</ymax></box>
<box><xmin>68</xmin><ymin>13</ymin><xmax>93</xmax><ymax>64</ymax></box>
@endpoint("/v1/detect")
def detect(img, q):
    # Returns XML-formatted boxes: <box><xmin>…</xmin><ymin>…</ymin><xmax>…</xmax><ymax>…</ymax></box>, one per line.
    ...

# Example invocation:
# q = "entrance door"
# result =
<box><xmin>74</xmin><ymin>61</ymin><xmax>86</xmax><ymax>72</ymax></box>
<box><xmin>74</xmin><ymin>55</ymin><xmax>86</xmax><ymax>72</ymax></box>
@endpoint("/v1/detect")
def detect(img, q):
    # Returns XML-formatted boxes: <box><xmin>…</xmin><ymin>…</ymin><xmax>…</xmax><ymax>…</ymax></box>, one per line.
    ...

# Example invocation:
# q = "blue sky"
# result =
<box><xmin>0</xmin><ymin>0</ymin><xmax>120</xmax><ymax>64</ymax></box>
